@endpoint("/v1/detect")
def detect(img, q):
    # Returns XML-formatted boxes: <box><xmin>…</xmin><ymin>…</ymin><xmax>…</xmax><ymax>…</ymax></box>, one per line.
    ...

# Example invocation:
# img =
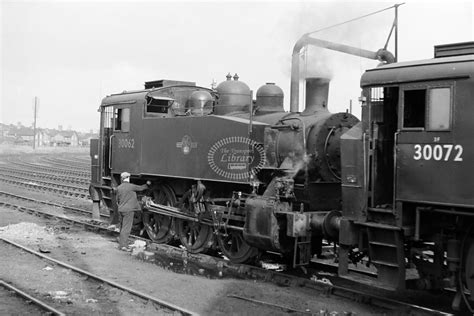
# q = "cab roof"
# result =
<box><xmin>361</xmin><ymin>54</ymin><xmax>474</xmax><ymax>87</ymax></box>
<box><xmin>100</xmin><ymin>84</ymin><xmax>212</xmax><ymax>107</ymax></box>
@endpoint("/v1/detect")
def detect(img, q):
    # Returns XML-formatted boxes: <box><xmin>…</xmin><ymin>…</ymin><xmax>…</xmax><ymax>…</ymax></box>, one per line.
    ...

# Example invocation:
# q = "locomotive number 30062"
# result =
<box><xmin>118</xmin><ymin>138</ymin><xmax>135</xmax><ymax>149</ymax></box>
<box><xmin>413</xmin><ymin>144</ymin><xmax>463</xmax><ymax>162</ymax></box>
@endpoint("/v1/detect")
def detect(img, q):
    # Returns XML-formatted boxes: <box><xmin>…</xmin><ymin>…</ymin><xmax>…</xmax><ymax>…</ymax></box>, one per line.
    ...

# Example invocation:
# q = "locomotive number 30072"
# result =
<box><xmin>413</xmin><ymin>144</ymin><xmax>463</xmax><ymax>162</ymax></box>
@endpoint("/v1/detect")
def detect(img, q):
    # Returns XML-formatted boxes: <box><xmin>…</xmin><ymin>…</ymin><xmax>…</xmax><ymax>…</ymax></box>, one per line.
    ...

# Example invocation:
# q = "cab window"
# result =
<box><xmin>401</xmin><ymin>86</ymin><xmax>451</xmax><ymax>131</ymax></box>
<box><xmin>403</xmin><ymin>89</ymin><xmax>425</xmax><ymax>128</ymax></box>
<box><xmin>427</xmin><ymin>88</ymin><xmax>451</xmax><ymax>130</ymax></box>
<box><xmin>145</xmin><ymin>96</ymin><xmax>174</xmax><ymax>116</ymax></box>
<box><xmin>114</xmin><ymin>107</ymin><xmax>130</xmax><ymax>132</ymax></box>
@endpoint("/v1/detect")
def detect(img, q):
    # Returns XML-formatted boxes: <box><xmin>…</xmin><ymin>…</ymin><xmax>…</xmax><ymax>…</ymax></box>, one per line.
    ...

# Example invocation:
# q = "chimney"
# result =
<box><xmin>289</xmin><ymin>34</ymin><xmax>395</xmax><ymax>112</ymax></box>
<box><xmin>303</xmin><ymin>77</ymin><xmax>330</xmax><ymax>114</ymax></box>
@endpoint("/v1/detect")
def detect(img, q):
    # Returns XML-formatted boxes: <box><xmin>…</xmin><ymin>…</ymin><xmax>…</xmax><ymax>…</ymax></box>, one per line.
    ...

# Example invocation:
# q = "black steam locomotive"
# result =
<box><xmin>90</xmin><ymin>38</ymin><xmax>474</xmax><ymax>310</ymax></box>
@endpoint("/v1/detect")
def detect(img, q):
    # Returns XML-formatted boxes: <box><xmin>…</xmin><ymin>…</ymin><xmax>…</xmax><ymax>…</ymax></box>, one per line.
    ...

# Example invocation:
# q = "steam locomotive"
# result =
<box><xmin>90</xmin><ymin>38</ymin><xmax>474</xmax><ymax>310</ymax></box>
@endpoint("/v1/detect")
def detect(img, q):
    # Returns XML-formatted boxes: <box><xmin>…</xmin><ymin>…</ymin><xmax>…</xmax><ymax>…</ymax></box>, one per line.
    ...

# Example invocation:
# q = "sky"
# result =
<box><xmin>1</xmin><ymin>0</ymin><xmax>473</xmax><ymax>133</ymax></box>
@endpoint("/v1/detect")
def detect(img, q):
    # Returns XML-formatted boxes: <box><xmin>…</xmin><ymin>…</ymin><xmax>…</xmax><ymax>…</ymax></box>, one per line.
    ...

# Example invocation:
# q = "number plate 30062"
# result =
<box><xmin>118</xmin><ymin>138</ymin><xmax>135</xmax><ymax>149</ymax></box>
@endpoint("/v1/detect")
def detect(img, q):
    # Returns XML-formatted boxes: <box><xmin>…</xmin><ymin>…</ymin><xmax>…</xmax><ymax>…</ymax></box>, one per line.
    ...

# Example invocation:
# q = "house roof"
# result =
<box><xmin>12</xmin><ymin>127</ymin><xmax>35</xmax><ymax>136</ymax></box>
<box><xmin>2</xmin><ymin>124</ymin><xmax>92</xmax><ymax>141</ymax></box>
<box><xmin>78</xmin><ymin>133</ymin><xmax>98</xmax><ymax>140</ymax></box>
<box><xmin>54</xmin><ymin>131</ymin><xmax>77</xmax><ymax>138</ymax></box>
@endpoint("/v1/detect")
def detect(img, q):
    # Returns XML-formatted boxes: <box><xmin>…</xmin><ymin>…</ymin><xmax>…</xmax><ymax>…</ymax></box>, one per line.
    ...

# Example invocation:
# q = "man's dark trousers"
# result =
<box><xmin>119</xmin><ymin>211</ymin><xmax>134</xmax><ymax>248</ymax></box>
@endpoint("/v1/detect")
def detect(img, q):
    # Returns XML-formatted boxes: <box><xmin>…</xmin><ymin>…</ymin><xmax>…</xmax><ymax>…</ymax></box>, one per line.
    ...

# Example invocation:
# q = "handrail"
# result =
<box><xmin>108</xmin><ymin>134</ymin><xmax>115</xmax><ymax>170</ymax></box>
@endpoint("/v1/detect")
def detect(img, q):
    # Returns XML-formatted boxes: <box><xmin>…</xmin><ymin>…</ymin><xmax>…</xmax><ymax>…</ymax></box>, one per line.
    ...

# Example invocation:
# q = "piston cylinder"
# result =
<box><xmin>243</xmin><ymin>195</ymin><xmax>294</xmax><ymax>253</ymax></box>
<box><xmin>310</xmin><ymin>210</ymin><xmax>341</xmax><ymax>241</ymax></box>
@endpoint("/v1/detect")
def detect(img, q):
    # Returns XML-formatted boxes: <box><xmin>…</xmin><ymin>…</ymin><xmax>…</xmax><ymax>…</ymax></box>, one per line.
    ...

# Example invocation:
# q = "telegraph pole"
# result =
<box><xmin>33</xmin><ymin>96</ymin><xmax>38</xmax><ymax>149</ymax></box>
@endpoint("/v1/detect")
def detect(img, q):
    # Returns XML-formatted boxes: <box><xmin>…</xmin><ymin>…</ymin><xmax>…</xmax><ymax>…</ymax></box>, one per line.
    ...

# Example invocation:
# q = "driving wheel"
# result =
<box><xmin>216</xmin><ymin>228</ymin><xmax>260</xmax><ymax>264</ymax></box>
<box><xmin>142</xmin><ymin>184</ymin><xmax>176</xmax><ymax>243</ymax></box>
<box><xmin>177</xmin><ymin>219</ymin><xmax>214</xmax><ymax>253</ymax></box>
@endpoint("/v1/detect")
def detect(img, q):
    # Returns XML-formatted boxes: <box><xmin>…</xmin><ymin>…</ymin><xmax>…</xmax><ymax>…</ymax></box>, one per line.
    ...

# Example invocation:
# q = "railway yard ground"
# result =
<box><xmin>0</xmin><ymin>145</ymin><xmax>457</xmax><ymax>315</ymax></box>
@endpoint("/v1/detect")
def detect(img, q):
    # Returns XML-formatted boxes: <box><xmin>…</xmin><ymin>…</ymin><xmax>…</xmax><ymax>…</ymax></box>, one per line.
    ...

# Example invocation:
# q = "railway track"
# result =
<box><xmin>0</xmin><ymin>281</ymin><xmax>65</xmax><ymax>316</ymax></box>
<box><xmin>0</xmin><ymin>173</ymin><xmax>89</xmax><ymax>199</ymax></box>
<box><xmin>0</xmin><ymin>198</ymin><xmax>109</xmax><ymax>231</ymax></box>
<box><xmin>40</xmin><ymin>155</ymin><xmax>90</xmax><ymax>169</ymax></box>
<box><xmin>6</xmin><ymin>159</ymin><xmax>90</xmax><ymax>178</ymax></box>
<box><xmin>0</xmin><ymin>197</ymin><xmax>453</xmax><ymax>315</ymax></box>
<box><xmin>0</xmin><ymin>166</ymin><xmax>89</xmax><ymax>186</ymax></box>
<box><xmin>0</xmin><ymin>190</ymin><xmax>108</xmax><ymax>221</ymax></box>
<box><xmin>39</xmin><ymin>156</ymin><xmax>90</xmax><ymax>171</ymax></box>
<box><xmin>0</xmin><ymin>154</ymin><xmax>458</xmax><ymax>314</ymax></box>
<box><xmin>0</xmin><ymin>237</ymin><xmax>196</xmax><ymax>316</ymax></box>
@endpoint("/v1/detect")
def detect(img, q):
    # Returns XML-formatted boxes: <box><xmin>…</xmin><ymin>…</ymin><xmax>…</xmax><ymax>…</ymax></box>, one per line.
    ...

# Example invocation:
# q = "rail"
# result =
<box><xmin>0</xmin><ymin>281</ymin><xmax>66</xmax><ymax>316</ymax></box>
<box><xmin>1</xmin><ymin>238</ymin><xmax>198</xmax><ymax>316</ymax></box>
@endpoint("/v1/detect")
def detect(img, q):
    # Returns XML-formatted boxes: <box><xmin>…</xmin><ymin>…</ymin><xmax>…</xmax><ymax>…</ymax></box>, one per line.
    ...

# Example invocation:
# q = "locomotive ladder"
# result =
<box><xmin>292</xmin><ymin>235</ymin><xmax>312</xmax><ymax>267</ymax></box>
<box><xmin>364</xmin><ymin>221</ymin><xmax>406</xmax><ymax>289</ymax></box>
<box><xmin>99</xmin><ymin>177</ymin><xmax>113</xmax><ymax>206</ymax></box>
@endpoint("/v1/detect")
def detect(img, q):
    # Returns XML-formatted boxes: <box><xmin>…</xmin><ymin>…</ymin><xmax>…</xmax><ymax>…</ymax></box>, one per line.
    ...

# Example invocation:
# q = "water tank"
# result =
<box><xmin>215</xmin><ymin>73</ymin><xmax>251</xmax><ymax>115</ymax></box>
<box><xmin>256</xmin><ymin>83</ymin><xmax>284</xmax><ymax>112</ymax></box>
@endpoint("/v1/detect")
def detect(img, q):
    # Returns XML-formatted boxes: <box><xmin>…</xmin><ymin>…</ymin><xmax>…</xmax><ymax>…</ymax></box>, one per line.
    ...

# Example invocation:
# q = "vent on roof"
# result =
<box><xmin>434</xmin><ymin>42</ymin><xmax>474</xmax><ymax>58</ymax></box>
<box><xmin>144</xmin><ymin>80</ymin><xmax>196</xmax><ymax>89</ymax></box>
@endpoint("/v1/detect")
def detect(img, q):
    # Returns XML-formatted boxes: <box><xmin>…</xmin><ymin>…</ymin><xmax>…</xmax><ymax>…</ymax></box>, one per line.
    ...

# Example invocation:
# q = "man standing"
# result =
<box><xmin>116</xmin><ymin>172</ymin><xmax>151</xmax><ymax>251</ymax></box>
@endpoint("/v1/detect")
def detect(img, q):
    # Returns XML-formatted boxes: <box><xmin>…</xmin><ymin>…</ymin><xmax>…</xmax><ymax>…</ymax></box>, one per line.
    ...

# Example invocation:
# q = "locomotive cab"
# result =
<box><xmin>339</xmin><ymin>42</ymin><xmax>474</xmax><ymax>309</ymax></box>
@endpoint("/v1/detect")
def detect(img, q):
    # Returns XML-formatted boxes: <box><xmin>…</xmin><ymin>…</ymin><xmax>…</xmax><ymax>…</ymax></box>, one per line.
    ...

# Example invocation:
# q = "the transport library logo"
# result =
<box><xmin>207</xmin><ymin>136</ymin><xmax>266</xmax><ymax>181</ymax></box>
